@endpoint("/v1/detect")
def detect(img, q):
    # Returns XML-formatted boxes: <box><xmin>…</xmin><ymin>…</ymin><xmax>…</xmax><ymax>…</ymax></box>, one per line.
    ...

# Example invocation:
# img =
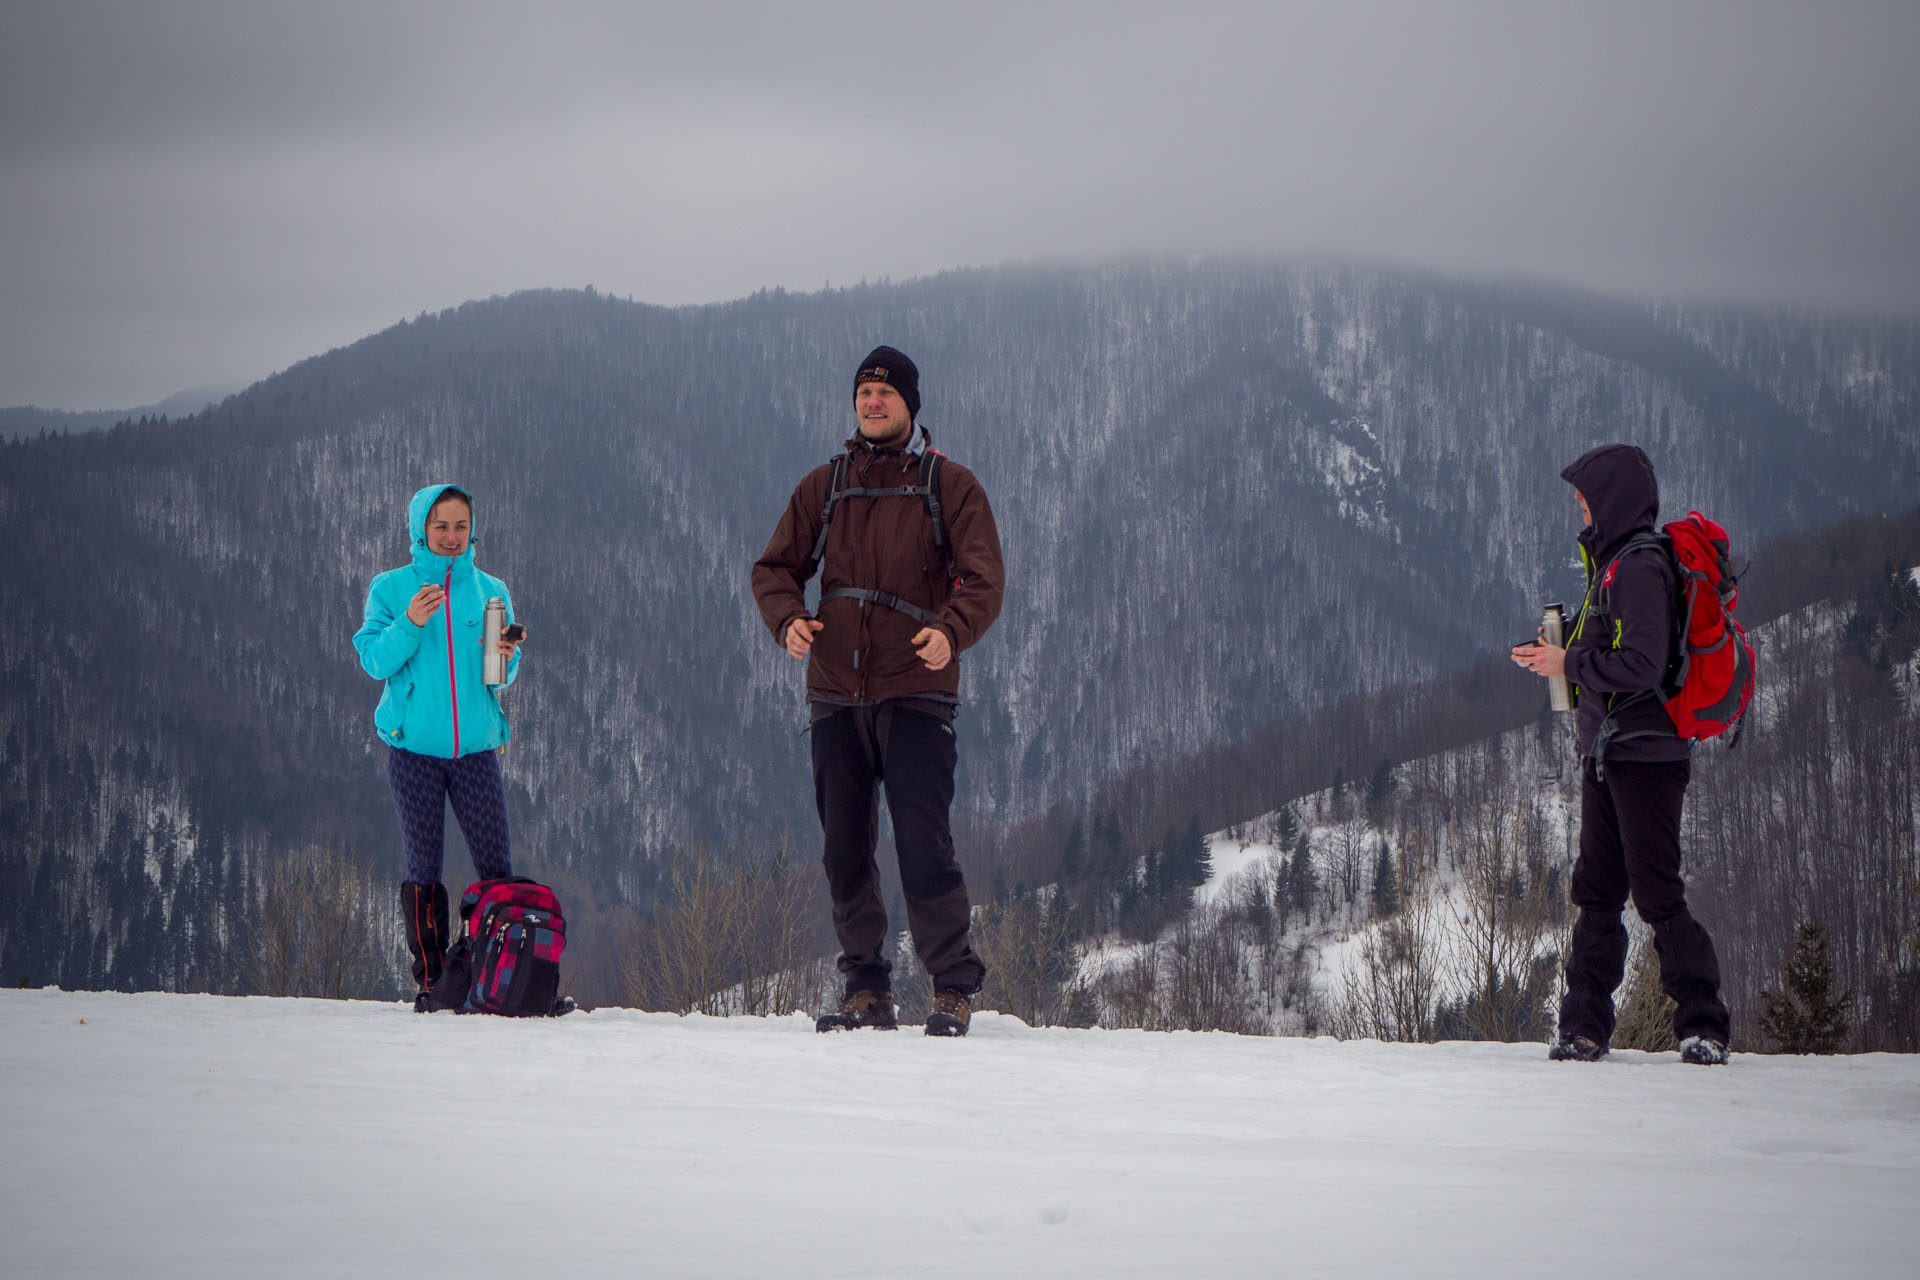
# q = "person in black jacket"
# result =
<box><xmin>1512</xmin><ymin>444</ymin><xmax>1731</xmax><ymax>1065</ymax></box>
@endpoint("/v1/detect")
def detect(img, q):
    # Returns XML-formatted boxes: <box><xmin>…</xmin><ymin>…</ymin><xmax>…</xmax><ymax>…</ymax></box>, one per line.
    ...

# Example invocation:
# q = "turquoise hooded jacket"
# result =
<box><xmin>353</xmin><ymin>484</ymin><xmax>519</xmax><ymax>758</ymax></box>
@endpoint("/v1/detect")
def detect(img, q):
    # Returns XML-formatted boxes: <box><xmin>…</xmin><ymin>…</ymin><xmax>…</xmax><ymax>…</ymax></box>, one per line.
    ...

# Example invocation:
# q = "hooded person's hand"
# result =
<box><xmin>405</xmin><ymin>584</ymin><xmax>445</xmax><ymax>626</ymax></box>
<box><xmin>1511</xmin><ymin>630</ymin><xmax>1567</xmax><ymax>677</ymax></box>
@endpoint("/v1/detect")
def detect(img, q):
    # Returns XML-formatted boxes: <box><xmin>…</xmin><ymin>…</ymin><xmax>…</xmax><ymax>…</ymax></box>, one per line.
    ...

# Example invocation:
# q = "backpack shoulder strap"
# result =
<box><xmin>919</xmin><ymin>449</ymin><xmax>955</xmax><ymax>580</ymax></box>
<box><xmin>808</xmin><ymin>443</ymin><xmax>957</xmax><ymax>584</ymax></box>
<box><xmin>808</xmin><ymin>453</ymin><xmax>850</xmax><ymax>571</ymax></box>
<box><xmin>1608</xmin><ymin>530</ymin><xmax>1670</xmax><ymax>571</ymax></box>
<box><xmin>1597</xmin><ymin>531</ymin><xmax>1671</xmax><ymax>604</ymax></box>
<box><xmin>1591</xmin><ymin>531</ymin><xmax>1685</xmax><ymax>690</ymax></box>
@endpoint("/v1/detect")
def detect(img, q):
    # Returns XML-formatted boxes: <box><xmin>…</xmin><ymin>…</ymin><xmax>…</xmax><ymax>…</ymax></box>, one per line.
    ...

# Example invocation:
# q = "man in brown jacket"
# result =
<box><xmin>752</xmin><ymin>345</ymin><xmax>1005</xmax><ymax>1036</ymax></box>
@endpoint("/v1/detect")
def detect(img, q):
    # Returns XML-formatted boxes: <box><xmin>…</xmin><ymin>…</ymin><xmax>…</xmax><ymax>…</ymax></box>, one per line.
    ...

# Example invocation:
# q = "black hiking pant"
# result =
<box><xmin>811</xmin><ymin>699</ymin><xmax>986</xmax><ymax>996</ymax></box>
<box><xmin>1558</xmin><ymin>757</ymin><xmax>1731</xmax><ymax>1047</ymax></box>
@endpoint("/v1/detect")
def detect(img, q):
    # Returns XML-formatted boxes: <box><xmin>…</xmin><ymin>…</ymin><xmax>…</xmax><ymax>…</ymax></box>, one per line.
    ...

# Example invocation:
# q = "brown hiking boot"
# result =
<box><xmin>926</xmin><ymin>988</ymin><xmax>971</xmax><ymax>1037</ymax></box>
<box><xmin>816</xmin><ymin>988</ymin><xmax>898</xmax><ymax>1032</ymax></box>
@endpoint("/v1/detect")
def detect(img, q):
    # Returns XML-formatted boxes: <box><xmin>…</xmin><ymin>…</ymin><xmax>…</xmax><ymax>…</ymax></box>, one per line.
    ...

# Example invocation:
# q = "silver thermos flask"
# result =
<box><xmin>1542</xmin><ymin>603</ymin><xmax>1571</xmax><ymax>711</ymax></box>
<box><xmin>483</xmin><ymin>597</ymin><xmax>508</xmax><ymax>687</ymax></box>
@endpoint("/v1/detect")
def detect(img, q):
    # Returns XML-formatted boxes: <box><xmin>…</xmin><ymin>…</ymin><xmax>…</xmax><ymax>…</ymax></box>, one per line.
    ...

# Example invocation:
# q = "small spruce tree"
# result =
<box><xmin>1371</xmin><ymin>839</ymin><xmax>1399</xmax><ymax>919</ymax></box>
<box><xmin>1759</xmin><ymin>921</ymin><xmax>1853</xmax><ymax>1054</ymax></box>
<box><xmin>1063</xmin><ymin>983</ymin><xmax>1101</xmax><ymax>1029</ymax></box>
<box><xmin>1183</xmin><ymin>814</ymin><xmax>1211</xmax><ymax>891</ymax></box>
<box><xmin>1060</xmin><ymin>816</ymin><xmax>1087</xmax><ymax>883</ymax></box>
<box><xmin>1287</xmin><ymin>833</ymin><xmax>1317</xmax><ymax>915</ymax></box>
<box><xmin>1365</xmin><ymin>760</ymin><xmax>1396</xmax><ymax>828</ymax></box>
<box><xmin>1274</xmin><ymin>803</ymin><xmax>1300</xmax><ymax>849</ymax></box>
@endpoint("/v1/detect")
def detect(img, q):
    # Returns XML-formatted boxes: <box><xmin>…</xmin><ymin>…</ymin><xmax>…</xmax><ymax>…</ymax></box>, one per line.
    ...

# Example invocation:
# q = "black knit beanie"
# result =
<box><xmin>853</xmin><ymin>345</ymin><xmax>920</xmax><ymax>421</ymax></box>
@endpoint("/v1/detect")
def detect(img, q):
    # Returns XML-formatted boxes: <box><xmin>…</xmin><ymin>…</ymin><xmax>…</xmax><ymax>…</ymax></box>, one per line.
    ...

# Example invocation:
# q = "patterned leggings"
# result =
<box><xmin>386</xmin><ymin>746</ymin><xmax>513</xmax><ymax>884</ymax></box>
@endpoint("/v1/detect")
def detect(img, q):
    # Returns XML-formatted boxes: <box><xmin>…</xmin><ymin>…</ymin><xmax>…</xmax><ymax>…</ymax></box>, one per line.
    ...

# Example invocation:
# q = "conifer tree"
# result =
<box><xmin>1759</xmin><ymin>921</ymin><xmax>1854</xmax><ymax>1054</ymax></box>
<box><xmin>1371</xmin><ymin>839</ymin><xmax>1399</xmax><ymax>918</ymax></box>
<box><xmin>1063</xmin><ymin>983</ymin><xmax>1100</xmax><ymax>1029</ymax></box>
<box><xmin>1273</xmin><ymin>803</ymin><xmax>1300</xmax><ymax>849</ymax></box>
<box><xmin>1287</xmin><ymin>833</ymin><xmax>1317</xmax><ymax>913</ymax></box>
<box><xmin>1093</xmin><ymin>808</ymin><xmax>1127</xmax><ymax>880</ymax></box>
<box><xmin>1060</xmin><ymin>815</ymin><xmax>1087</xmax><ymax>882</ymax></box>
<box><xmin>1182</xmin><ymin>814</ymin><xmax>1211</xmax><ymax>890</ymax></box>
<box><xmin>1364</xmin><ymin>760</ymin><xmax>1396</xmax><ymax>827</ymax></box>
<box><xmin>1143</xmin><ymin>837</ymin><xmax>1168</xmax><ymax>906</ymax></box>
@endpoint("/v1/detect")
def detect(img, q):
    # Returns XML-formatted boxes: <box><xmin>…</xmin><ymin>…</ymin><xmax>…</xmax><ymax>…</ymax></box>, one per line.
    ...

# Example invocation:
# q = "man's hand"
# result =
<box><xmin>405</xmin><ymin>584</ymin><xmax>445</xmax><ymax>626</ymax></box>
<box><xmin>785</xmin><ymin>617</ymin><xmax>825</xmax><ymax>659</ymax></box>
<box><xmin>1510</xmin><ymin>633</ymin><xmax>1567</xmax><ymax>678</ymax></box>
<box><xmin>912</xmin><ymin>627</ymin><xmax>952</xmax><ymax>671</ymax></box>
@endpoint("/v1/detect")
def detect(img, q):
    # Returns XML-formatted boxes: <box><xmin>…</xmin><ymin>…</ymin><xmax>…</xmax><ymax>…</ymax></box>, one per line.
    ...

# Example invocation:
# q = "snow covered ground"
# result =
<box><xmin>6</xmin><ymin>989</ymin><xmax>1917</xmax><ymax>1278</ymax></box>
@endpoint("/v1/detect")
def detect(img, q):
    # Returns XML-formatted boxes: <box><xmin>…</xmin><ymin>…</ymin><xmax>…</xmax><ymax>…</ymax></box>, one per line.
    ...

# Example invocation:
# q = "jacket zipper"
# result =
<box><xmin>444</xmin><ymin>566</ymin><xmax>461</xmax><ymax>756</ymax></box>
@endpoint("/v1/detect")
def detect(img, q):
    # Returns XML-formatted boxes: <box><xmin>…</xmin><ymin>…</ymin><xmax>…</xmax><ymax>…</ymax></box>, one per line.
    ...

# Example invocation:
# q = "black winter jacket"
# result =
<box><xmin>1561</xmin><ymin>444</ymin><xmax>1690</xmax><ymax>764</ymax></box>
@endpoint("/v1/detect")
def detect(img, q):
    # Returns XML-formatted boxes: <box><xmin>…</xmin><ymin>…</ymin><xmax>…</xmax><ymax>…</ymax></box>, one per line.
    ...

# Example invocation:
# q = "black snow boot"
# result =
<box><xmin>1548</xmin><ymin>1034</ymin><xmax>1607</xmax><ymax>1062</ymax></box>
<box><xmin>816</xmin><ymin>988</ymin><xmax>898</xmax><ymax>1032</ymax></box>
<box><xmin>926</xmin><ymin>988</ymin><xmax>972</xmax><ymax>1037</ymax></box>
<box><xmin>401</xmin><ymin>881</ymin><xmax>450</xmax><ymax>1011</ymax></box>
<box><xmin>1679</xmin><ymin>1036</ymin><xmax>1729</xmax><ymax>1066</ymax></box>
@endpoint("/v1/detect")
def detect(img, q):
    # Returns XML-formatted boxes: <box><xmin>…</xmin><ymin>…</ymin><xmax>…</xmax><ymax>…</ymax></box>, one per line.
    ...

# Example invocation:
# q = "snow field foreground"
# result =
<box><xmin>5</xmin><ymin>989</ymin><xmax>1917</xmax><ymax>1279</ymax></box>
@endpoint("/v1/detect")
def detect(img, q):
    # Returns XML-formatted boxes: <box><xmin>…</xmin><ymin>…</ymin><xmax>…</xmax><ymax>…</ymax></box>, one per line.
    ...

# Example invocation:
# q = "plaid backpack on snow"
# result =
<box><xmin>428</xmin><ymin>876</ymin><xmax>570</xmax><ymax>1016</ymax></box>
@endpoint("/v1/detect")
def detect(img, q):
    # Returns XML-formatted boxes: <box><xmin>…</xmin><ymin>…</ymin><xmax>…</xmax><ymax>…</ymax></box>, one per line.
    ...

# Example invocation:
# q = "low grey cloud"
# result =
<box><xmin>3</xmin><ymin>0</ymin><xmax>1917</xmax><ymax>409</ymax></box>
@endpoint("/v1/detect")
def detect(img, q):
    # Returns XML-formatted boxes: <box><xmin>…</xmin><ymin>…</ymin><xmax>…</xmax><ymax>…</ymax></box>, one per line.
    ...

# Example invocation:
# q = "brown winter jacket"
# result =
<box><xmin>752</xmin><ymin>436</ymin><xmax>1004</xmax><ymax>703</ymax></box>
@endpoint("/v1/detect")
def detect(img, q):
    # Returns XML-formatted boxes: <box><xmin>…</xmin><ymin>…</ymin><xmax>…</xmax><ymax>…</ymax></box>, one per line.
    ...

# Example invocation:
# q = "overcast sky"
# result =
<box><xmin>3</xmin><ymin>0</ymin><xmax>1917</xmax><ymax>410</ymax></box>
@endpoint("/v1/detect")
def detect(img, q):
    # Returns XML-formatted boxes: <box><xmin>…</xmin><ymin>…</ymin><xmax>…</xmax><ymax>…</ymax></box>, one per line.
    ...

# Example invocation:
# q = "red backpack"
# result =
<box><xmin>1607</xmin><ymin>511</ymin><xmax>1756</xmax><ymax>744</ymax></box>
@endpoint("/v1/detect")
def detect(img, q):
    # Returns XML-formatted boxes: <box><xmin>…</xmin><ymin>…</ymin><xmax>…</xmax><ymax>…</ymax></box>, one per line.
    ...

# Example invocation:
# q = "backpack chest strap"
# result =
<box><xmin>820</xmin><ymin>587</ymin><xmax>940</xmax><ymax>626</ymax></box>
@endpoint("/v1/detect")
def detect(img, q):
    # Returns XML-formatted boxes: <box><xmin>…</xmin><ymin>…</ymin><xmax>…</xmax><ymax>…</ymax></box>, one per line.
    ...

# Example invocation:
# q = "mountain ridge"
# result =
<box><xmin>4</xmin><ymin>259</ymin><xmax>1915</xmax><ymax>995</ymax></box>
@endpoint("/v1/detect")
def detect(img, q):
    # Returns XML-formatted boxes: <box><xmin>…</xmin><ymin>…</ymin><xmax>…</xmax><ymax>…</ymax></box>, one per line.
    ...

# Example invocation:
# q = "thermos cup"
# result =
<box><xmin>483</xmin><ymin>597</ymin><xmax>508</xmax><ymax>686</ymax></box>
<box><xmin>1542</xmin><ymin>603</ymin><xmax>1571</xmax><ymax>711</ymax></box>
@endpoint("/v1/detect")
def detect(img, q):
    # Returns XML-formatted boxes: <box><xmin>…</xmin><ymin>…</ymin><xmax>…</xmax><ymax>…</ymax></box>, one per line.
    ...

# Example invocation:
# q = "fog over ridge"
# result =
<box><xmin>3</xmin><ymin>0</ymin><xmax>1917</xmax><ymax>409</ymax></box>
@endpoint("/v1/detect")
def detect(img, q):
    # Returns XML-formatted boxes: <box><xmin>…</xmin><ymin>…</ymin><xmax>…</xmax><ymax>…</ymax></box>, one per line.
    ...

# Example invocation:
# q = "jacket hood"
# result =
<box><xmin>1561</xmin><ymin>444</ymin><xmax>1659</xmax><ymax>560</ymax></box>
<box><xmin>407</xmin><ymin>483</ymin><xmax>477</xmax><ymax>580</ymax></box>
<box><xmin>843</xmin><ymin>427</ymin><xmax>920</xmax><ymax>456</ymax></box>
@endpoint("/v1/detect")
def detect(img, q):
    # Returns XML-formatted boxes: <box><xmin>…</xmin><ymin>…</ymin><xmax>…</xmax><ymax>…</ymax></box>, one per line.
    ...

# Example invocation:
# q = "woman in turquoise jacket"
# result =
<box><xmin>353</xmin><ymin>483</ymin><xmax>522</xmax><ymax>1009</ymax></box>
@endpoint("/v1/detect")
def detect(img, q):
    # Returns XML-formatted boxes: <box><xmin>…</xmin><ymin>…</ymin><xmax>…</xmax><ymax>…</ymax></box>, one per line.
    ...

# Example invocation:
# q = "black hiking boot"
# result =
<box><xmin>1548</xmin><ymin>1034</ymin><xmax>1607</xmax><ymax>1062</ymax></box>
<box><xmin>925</xmin><ymin>988</ymin><xmax>972</xmax><ymax>1038</ymax></box>
<box><xmin>401</xmin><ymin>881</ymin><xmax>449</xmax><ymax>1005</ymax></box>
<box><xmin>550</xmin><ymin>995</ymin><xmax>577</xmax><ymax>1017</ymax></box>
<box><xmin>816</xmin><ymin>988</ymin><xmax>898</xmax><ymax>1032</ymax></box>
<box><xmin>1678</xmin><ymin>1036</ymin><xmax>1728</xmax><ymax>1065</ymax></box>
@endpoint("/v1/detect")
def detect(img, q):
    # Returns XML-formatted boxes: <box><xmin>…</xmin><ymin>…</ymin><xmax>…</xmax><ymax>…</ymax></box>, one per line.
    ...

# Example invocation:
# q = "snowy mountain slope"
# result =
<box><xmin>6</xmin><ymin>262</ymin><xmax>1917</xmax><ymax>1003</ymax></box>
<box><xmin>5</xmin><ymin>987</ymin><xmax>1917</xmax><ymax>1280</ymax></box>
<box><xmin>1149</xmin><ymin>562</ymin><xmax>1920</xmax><ymax>1046</ymax></box>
